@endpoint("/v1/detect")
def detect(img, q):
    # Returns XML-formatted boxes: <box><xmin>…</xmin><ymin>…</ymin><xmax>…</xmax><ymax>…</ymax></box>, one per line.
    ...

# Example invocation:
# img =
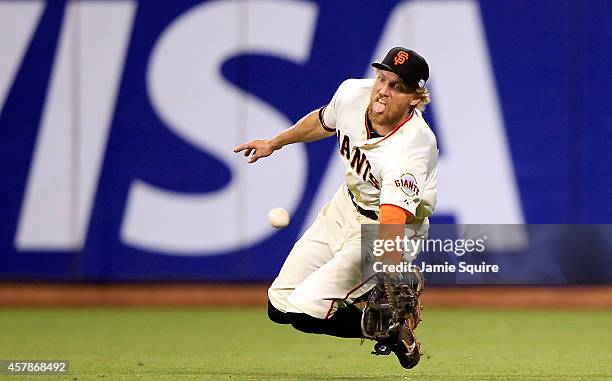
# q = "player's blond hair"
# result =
<box><xmin>412</xmin><ymin>86</ymin><xmax>431</xmax><ymax>112</ymax></box>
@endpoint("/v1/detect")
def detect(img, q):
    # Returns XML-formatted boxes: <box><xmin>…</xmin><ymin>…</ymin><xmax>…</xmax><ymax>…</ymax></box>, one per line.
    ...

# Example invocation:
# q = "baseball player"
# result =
<box><xmin>234</xmin><ymin>47</ymin><xmax>438</xmax><ymax>369</ymax></box>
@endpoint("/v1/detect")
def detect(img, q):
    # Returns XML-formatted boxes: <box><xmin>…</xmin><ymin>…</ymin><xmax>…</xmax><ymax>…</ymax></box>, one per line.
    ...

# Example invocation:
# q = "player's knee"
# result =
<box><xmin>267</xmin><ymin>300</ymin><xmax>290</xmax><ymax>325</ymax></box>
<box><xmin>287</xmin><ymin>312</ymin><xmax>326</xmax><ymax>334</ymax></box>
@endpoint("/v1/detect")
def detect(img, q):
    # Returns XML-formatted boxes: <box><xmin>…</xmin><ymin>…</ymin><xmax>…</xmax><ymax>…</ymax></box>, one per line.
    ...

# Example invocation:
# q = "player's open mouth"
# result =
<box><xmin>373</xmin><ymin>98</ymin><xmax>386</xmax><ymax>114</ymax></box>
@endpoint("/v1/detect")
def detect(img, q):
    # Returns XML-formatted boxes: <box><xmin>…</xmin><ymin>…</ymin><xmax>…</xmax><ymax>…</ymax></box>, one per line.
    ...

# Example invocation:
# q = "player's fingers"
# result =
<box><xmin>250</xmin><ymin>149</ymin><xmax>269</xmax><ymax>163</ymax></box>
<box><xmin>248</xmin><ymin>154</ymin><xmax>260</xmax><ymax>163</ymax></box>
<box><xmin>233</xmin><ymin>142</ymin><xmax>251</xmax><ymax>153</ymax></box>
<box><xmin>244</xmin><ymin>147</ymin><xmax>254</xmax><ymax>157</ymax></box>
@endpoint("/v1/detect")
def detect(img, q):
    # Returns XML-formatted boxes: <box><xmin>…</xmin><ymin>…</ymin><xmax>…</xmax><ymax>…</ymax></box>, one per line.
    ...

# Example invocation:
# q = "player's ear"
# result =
<box><xmin>409</xmin><ymin>98</ymin><xmax>420</xmax><ymax>106</ymax></box>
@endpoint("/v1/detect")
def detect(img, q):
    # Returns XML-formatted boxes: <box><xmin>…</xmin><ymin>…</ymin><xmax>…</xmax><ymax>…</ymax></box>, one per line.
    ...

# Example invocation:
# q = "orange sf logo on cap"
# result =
<box><xmin>394</xmin><ymin>51</ymin><xmax>409</xmax><ymax>65</ymax></box>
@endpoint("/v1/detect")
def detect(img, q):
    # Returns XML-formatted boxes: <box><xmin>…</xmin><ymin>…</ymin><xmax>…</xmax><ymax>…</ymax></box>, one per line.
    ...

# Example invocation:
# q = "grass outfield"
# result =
<box><xmin>1</xmin><ymin>308</ymin><xmax>611</xmax><ymax>380</ymax></box>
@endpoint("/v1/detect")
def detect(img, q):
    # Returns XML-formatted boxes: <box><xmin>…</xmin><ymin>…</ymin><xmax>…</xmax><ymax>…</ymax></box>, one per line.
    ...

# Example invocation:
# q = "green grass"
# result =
<box><xmin>1</xmin><ymin>308</ymin><xmax>611</xmax><ymax>380</ymax></box>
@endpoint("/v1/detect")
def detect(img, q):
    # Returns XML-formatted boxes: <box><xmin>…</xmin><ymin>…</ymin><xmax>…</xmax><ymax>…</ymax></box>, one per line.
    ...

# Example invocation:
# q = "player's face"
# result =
<box><xmin>369</xmin><ymin>70</ymin><xmax>418</xmax><ymax>127</ymax></box>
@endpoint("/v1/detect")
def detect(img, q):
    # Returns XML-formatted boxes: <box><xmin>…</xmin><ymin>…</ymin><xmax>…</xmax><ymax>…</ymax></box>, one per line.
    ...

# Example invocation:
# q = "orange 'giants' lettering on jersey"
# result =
<box><xmin>337</xmin><ymin>133</ymin><xmax>380</xmax><ymax>189</ymax></box>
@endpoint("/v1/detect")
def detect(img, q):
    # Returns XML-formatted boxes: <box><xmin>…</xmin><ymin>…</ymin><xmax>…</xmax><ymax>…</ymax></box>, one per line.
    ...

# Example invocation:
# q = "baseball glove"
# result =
<box><xmin>361</xmin><ymin>267</ymin><xmax>424</xmax><ymax>369</ymax></box>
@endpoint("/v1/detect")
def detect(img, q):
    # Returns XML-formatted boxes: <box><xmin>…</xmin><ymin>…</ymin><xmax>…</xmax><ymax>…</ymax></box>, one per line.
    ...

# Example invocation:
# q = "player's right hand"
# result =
<box><xmin>233</xmin><ymin>139</ymin><xmax>276</xmax><ymax>163</ymax></box>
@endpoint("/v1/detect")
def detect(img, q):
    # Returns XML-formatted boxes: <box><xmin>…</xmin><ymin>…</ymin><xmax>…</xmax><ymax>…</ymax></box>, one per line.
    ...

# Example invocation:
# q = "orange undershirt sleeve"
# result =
<box><xmin>376</xmin><ymin>204</ymin><xmax>415</xmax><ymax>267</ymax></box>
<box><xmin>379</xmin><ymin>204</ymin><xmax>415</xmax><ymax>224</ymax></box>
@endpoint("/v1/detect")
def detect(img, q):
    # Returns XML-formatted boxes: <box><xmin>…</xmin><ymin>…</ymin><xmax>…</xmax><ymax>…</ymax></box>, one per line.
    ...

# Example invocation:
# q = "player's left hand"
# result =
<box><xmin>362</xmin><ymin>269</ymin><xmax>425</xmax><ymax>369</ymax></box>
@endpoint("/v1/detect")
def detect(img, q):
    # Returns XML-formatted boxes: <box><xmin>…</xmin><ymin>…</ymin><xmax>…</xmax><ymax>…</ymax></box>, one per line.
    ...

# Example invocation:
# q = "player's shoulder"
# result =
<box><xmin>329</xmin><ymin>79</ymin><xmax>372</xmax><ymax>113</ymax></box>
<box><xmin>337</xmin><ymin>78</ymin><xmax>374</xmax><ymax>90</ymax></box>
<box><xmin>335</xmin><ymin>78</ymin><xmax>374</xmax><ymax>98</ymax></box>
<box><xmin>399</xmin><ymin>110</ymin><xmax>437</xmax><ymax>148</ymax></box>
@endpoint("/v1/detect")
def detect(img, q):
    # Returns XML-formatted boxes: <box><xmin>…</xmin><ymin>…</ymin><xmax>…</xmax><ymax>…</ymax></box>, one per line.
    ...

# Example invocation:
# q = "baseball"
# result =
<box><xmin>268</xmin><ymin>207</ymin><xmax>290</xmax><ymax>228</ymax></box>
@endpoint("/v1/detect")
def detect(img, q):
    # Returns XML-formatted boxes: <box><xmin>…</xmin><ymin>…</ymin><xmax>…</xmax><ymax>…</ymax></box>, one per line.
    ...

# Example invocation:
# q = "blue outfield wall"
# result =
<box><xmin>0</xmin><ymin>0</ymin><xmax>610</xmax><ymax>282</ymax></box>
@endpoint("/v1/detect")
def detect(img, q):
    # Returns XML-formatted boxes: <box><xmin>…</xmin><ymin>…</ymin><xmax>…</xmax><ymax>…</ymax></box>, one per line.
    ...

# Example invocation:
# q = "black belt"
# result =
<box><xmin>348</xmin><ymin>189</ymin><xmax>378</xmax><ymax>220</ymax></box>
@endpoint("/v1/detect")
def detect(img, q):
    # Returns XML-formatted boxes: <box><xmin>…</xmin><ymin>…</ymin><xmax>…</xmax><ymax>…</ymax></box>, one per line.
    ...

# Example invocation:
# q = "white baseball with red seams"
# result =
<box><xmin>268</xmin><ymin>207</ymin><xmax>290</xmax><ymax>228</ymax></box>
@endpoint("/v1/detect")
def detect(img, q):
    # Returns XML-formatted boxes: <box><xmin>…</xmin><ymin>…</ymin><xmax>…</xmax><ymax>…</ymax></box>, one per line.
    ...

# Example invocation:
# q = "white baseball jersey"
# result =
<box><xmin>320</xmin><ymin>79</ymin><xmax>438</xmax><ymax>221</ymax></box>
<box><xmin>268</xmin><ymin>79</ymin><xmax>438</xmax><ymax>319</ymax></box>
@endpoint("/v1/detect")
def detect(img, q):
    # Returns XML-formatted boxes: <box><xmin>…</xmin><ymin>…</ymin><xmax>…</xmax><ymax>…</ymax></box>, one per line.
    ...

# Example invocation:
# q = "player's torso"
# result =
<box><xmin>332</xmin><ymin>80</ymin><xmax>396</xmax><ymax>211</ymax></box>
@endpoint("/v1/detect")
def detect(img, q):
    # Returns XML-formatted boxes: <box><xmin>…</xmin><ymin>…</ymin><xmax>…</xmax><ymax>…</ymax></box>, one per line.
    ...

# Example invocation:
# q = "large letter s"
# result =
<box><xmin>121</xmin><ymin>0</ymin><xmax>317</xmax><ymax>254</ymax></box>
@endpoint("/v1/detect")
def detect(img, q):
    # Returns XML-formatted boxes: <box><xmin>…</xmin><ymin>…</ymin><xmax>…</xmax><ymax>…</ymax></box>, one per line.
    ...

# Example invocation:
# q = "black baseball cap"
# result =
<box><xmin>371</xmin><ymin>47</ymin><xmax>429</xmax><ymax>89</ymax></box>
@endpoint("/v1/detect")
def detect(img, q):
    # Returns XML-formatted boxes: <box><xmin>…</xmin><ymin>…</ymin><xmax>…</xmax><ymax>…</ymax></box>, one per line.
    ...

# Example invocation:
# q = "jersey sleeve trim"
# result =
<box><xmin>318</xmin><ymin>105</ymin><xmax>336</xmax><ymax>132</ymax></box>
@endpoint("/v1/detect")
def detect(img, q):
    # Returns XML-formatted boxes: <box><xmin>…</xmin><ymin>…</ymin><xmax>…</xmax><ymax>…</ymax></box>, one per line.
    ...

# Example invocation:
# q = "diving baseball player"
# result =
<box><xmin>234</xmin><ymin>47</ymin><xmax>438</xmax><ymax>369</ymax></box>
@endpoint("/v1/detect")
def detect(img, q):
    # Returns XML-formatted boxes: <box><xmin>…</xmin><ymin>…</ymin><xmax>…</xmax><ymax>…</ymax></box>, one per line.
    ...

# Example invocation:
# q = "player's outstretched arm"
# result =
<box><xmin>233</xmin><ymin>109</ymin><xmax>334</xmax><ymax>163</ymax></box>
